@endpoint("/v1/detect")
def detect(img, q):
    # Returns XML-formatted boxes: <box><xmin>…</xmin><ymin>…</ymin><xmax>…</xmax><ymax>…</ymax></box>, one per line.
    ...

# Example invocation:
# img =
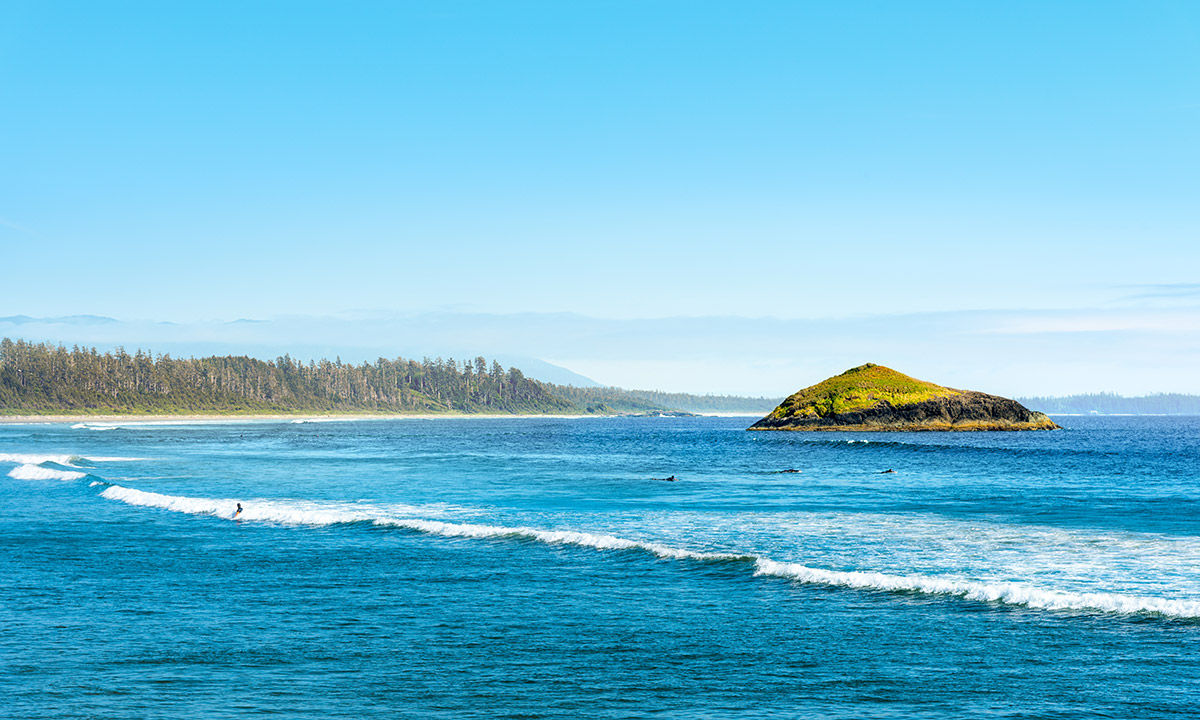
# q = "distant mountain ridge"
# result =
<box><xmin>1018</xmin><ymin>393</ymin><xmax>1200</xmax><ymax>415</ymax></box>
<box><xmin>0</xmin><ymin>315</ymin><xmax>119</xmax><ymax>325</ymax></box>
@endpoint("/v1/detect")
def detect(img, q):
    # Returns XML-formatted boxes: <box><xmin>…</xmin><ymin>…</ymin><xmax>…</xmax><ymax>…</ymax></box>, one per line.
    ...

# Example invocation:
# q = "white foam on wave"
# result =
<box><xmin>0</xmin><ymin>452</ymin><xmax>81</xmax><ymax>466</ymax></box>
<box><xmin>636</xmin><ymin>509</ymin><xmax>1200</xmax><ymax>600</ymax></box>
<box><xmin>96</xmin><ymin>484</ymin><xmax>1200</xmax><ymax>618</ymax></box>
<box><xmin>9</xmin><ymin>464</ymin><xmax>87</xmax><ymax>481</ymax></box>
<box><xmin>67</xmin><ymin>420</ymin><xmax>226</xmax><ymax>429</ymax></box>
<box><xmin>101</xmin><ymin>484</ymin><xmax>742</xmax><ymax>561</ymax></box>
<box><xmin>390</xmin><ymin>517</ymin><xmax>743</xmax><ymax>561</ymax></box>
<box><xmin>289</xmin><ymin>418</ymin><xmax>356</xmax><ymax>424</ymax></box>
<box><xmin>100</xmin><ymin>486</ymin><xmax>449</xmax><ymax>525</ymax></box>
<box><xmin>752</xmin><ymin>559</ymin><xmax>1200</xmax><ymax>617</ymax></box>
<box><xmin>0</xmin><ymin>452</ymin><xmax>143</xmax><ymax>467</ymax></box>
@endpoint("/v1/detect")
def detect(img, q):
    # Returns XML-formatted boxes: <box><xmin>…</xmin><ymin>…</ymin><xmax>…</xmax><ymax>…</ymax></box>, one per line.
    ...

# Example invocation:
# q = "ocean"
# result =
<box><xmin>2</xmin><ymin>415</ymin><xmax>1198</xmax><ymax>718</ymax></box>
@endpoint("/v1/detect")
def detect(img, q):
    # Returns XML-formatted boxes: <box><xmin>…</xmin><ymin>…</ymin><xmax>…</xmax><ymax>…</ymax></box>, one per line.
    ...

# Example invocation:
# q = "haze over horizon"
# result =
<box><xmin>4</xmin><ymin>303</ymin><xmax>1199</xmax><ymax>398</ymax></box>
<box><xmin>3</xmin><ymin>2</ymin><xmax>1198</xmax><ymax>396</ymax></box>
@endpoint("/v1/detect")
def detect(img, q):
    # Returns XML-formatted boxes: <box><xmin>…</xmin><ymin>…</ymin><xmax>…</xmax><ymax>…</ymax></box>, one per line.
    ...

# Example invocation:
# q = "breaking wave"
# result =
<box><xmin>0</xmin><ymin>453</ymin><xmax>143</xmax><ymax>467</ymax></box>
<box><xmin>0</xmin><ymin>452</ymin><xmax>84</xmax><ymax>466</ymax></box>
<box><xmin>9</xmin><ymin>464</ymin><xmax>87</xmax><ymax>481</ymax></box>
<box><xmin>751</xmin><ymin>560</ymin><xmax>1200</xmax><ymax>617</ymax></box>
<box><xmin>97</xmin><ymin>484</ymin><xmax>1200</xmax><ymax>619</ymax></box>
<box><xmin>98</xmin><ymin>485</ymin><xmax>737</xmax><ymax>560</ymax></box>
<box><xmin>289</xmin><ymin>418</ymin><xmax>357</xmax><ymax>424</ymax></box>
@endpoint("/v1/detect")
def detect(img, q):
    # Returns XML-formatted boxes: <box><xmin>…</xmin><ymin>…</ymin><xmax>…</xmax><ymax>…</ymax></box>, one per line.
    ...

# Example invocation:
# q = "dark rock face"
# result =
<box><xmin>749</xmin><ymin>391</ymin><xmax>1059</xmax><ymax>432</ymax></box>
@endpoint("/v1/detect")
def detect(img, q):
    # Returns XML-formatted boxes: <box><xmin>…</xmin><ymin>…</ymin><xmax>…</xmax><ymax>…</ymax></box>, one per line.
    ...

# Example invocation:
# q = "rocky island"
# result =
<box><xmin>749</xmin><ymin>364</ymin><xmax>1059</xmax><ymax>432</ymax></box>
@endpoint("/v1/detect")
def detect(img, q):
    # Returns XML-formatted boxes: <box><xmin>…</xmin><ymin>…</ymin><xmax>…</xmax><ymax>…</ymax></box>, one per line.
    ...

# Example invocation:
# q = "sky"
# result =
<box><xmin>2</xmin><ymin>2</ymin><xmax>1199</xmax><ymax>394</ymax></box>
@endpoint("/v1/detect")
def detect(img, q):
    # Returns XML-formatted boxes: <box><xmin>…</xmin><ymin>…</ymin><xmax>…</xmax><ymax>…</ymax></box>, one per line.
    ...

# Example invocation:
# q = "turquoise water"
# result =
<box><xmin>2</xmin><ymin>415</ymin><xmax>1199</xmax><ymax>718</ymax></box>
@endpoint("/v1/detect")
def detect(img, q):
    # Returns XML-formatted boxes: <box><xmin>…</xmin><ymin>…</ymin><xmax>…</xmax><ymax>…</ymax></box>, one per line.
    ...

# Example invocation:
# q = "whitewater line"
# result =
<box><xmin>8</xmin><ymin>464</ymin><xmax>87</xmax><ymax>481</ymax></box>
<box><xmin>97</xmin><ymin>484</ymin><xmax>1200</xmax><ymax>619</ymax></box>
<box><xmin>0</xmin><ymin>453</ymin><xmax>144</xmax><ymax>467</ymax></box>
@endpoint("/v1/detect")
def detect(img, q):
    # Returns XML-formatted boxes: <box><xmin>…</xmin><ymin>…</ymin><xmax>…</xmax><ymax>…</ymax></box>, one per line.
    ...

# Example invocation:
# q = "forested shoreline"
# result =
<box><xmin>545</xmin><ymin>384</ymin><xmax>778</xmax><ymax>414</ymax></box>
<box><xmin>0</xmin><ymin>339</ymin><xmax>579</xmax><ymax>415</ymax></box>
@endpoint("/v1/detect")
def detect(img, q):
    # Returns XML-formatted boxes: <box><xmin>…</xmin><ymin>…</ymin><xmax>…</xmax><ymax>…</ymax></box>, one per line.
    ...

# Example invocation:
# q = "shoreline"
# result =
<box><xmin>0</xmin><ymin>410</ymin><xmax>759</xmax><ymax>425</ymax></box>
<box><xmin>0</xmin><ymin>412</ymin><xmax>613</xmax><ymax>425</ymax></box>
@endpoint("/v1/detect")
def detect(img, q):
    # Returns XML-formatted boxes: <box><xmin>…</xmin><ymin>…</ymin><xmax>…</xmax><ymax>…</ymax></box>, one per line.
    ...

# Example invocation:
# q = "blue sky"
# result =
<box><xmin>2</xmin><ymin>2</ymin><xmax>1199</xmax><ymax>393</ymax></box>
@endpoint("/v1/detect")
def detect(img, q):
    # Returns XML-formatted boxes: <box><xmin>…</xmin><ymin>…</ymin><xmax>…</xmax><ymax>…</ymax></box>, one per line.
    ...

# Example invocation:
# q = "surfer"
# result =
<box><xmin>880</xmin><ymin>469</ymin><xmax>896</xmax><ymax>474</ymax></box>
<box><xmin>233</xmin><ymin>503</ymin><xmax>243</xmax><ymax>518</ymax></box>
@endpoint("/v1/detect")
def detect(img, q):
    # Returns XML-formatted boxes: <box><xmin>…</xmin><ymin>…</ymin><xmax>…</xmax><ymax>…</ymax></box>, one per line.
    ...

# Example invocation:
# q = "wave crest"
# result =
<box><xmin>0</xmin><ymin>453</ymin><xmax>143</xmax><ymax>467</ymax></box>
<box><xmin>96</xmin><ymin>484</ymin><xmax>1200</xmax><ymax>618</ymax></box>
<box><xmin>9</xmin><ymin>464</ymin><xmax>86</xmax><ymax>481</ymax></box>
<box><xmin>0</xmin><ymin>452</ymin><xmax>82</xmax><ymax>466</ymax></box>
<box><xmin>752</xmin><ymin>559</ymin><xmax>1200</xmax><ymax>617</ymax></box>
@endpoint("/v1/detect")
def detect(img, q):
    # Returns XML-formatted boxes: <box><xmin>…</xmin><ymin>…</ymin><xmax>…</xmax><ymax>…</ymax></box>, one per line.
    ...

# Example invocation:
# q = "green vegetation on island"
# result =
<box><xmin>750</xmin><ymin>364</ymin><xmax>1059</xmax><ymax>431</ymax></box>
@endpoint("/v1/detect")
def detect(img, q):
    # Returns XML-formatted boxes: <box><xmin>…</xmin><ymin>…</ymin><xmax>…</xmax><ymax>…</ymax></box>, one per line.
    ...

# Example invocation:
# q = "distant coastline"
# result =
<box><xmin>1019</xmin><ymin>393</ymin><xmax>1200</xmax><ymax>415</ymax></box>
<box><xmin>0</xmin><ymin>338</ymin><xmax>778</xmax><ymax>418</ymax></box>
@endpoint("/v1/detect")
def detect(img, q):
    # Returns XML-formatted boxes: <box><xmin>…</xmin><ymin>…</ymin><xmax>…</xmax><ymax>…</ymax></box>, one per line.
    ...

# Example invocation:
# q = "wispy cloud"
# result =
<box><xmin>0</xmin><ymin>215</ymin><xmax>34</xmax><ymax>235</ymax></box>
<box><xmin>1116</xmin><ymin>282</ymin><xmax>1200</xmax><ymax>302</ymax></box>
<box><xmin>981</xmin><ymin>308</ymin><xmax>1200</xmax><ymax>335</ymax></box>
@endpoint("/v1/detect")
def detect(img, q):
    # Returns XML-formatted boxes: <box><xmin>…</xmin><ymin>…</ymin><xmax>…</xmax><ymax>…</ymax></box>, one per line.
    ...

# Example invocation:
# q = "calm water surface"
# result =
<box><xmin>2</xmin><ymin>415</ymin><xmax>1199</xmax><ymax>718</ymax></box>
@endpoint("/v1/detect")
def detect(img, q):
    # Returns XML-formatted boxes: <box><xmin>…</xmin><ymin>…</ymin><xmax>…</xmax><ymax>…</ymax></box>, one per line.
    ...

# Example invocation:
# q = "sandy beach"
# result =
<box><xmin>0</xmin><ymin>412</ymin><xmax>614</xmax><ymax>425</ymax></box>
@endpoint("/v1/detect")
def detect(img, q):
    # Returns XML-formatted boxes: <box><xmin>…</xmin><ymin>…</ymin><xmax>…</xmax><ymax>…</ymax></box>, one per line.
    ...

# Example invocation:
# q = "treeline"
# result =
<box><xmin>1019</xmin><ymin>393</ymin><xmax>1200</xmax><ymax>415</ymax></box>
<box><xmin>545</xmin><ymin>384</ymin><xmax>779</xmax><ymax>414</ymax></box>
<box><xmin>620</xmin><ymin>389</ymin><xmax>779</xmax><ymax>414</ymax></box>
<box><xmin>0</xmin><ymin>339</ymin><xmax>575</xmax><ymax>415</ymax></box>
<box><xmin>541</xmin><ymin>385</ymin><xmax>669</xmax><ymax>414</ymax></box>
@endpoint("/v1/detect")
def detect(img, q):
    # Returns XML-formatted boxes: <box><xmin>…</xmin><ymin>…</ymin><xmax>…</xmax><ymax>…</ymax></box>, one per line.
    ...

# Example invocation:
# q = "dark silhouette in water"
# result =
<box><xmin>234</xmin><ymin>503</ymin><xmax>243</xmax><ymax>518</ymax></box>
<box><xmin>653</xmin><ymin>475</ymin><xmax>678</xmax><ymax>482</ymax></box>
<box><xmin>880</xmin><ymin>469</ymin><xmax>896</xmax><ymax>474</ymax></box>
<box><xmin>778</xmin><ymin>468</ymin><xmax>802</xmax><ymax>474</ymax></box>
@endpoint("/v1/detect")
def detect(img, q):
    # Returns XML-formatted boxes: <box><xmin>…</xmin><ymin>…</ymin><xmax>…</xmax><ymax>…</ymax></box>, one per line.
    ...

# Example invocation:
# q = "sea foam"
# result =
<box><xmin>96</xmin><ymin>484</ymin><xmax>1200</xmax><ymax>618</ymax></box>
<box><xmin>0</xmin><ymin>453</ymin><xmax>142</xmax><ymax>467</ymax></box>
<box><xmin>9</xmin><ymin>464</ymin><xmax>87</xmax><ymax>481</ymax></box>
<box><xmin>751</xmin><ymin>559</ymin><xmax>1200</xmax><ymax>617</ymax></box>
<box><xmin>289</xmin><ymin>418</ymin><xmax>357</xmax><ymax>424</ymax></box>
<box><xmin>0</xmin><ymin>452</ymin><xmax>83</xmax><ymax>466</ymax></box>
<box><xmin>100</xmin><ymin>486</ymin><xmax>444</xmax><ymax>525</ymax></box>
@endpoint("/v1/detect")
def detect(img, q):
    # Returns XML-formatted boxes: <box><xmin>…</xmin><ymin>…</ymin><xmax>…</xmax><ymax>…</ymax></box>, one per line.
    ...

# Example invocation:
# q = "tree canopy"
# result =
<box><xmin>0</xmin><ymin>339</ymin><xmax>574</xmax><ymax>415</ymax></box>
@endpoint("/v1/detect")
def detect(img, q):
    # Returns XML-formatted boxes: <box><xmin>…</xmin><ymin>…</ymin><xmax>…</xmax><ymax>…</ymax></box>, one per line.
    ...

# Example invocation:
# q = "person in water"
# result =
<box><xmin>233</xmin><ymin>503</ymin><xmax>243</xmax><ymax>518</ymax></box>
